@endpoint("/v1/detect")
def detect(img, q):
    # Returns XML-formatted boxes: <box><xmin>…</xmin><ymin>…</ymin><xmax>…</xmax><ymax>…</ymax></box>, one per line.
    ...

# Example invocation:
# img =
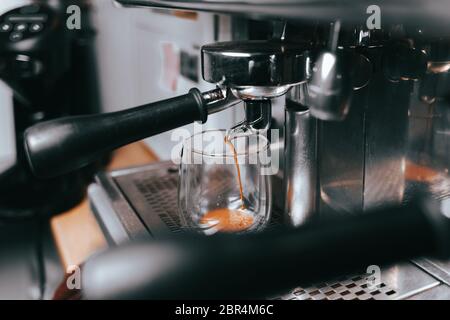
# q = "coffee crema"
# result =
<box><xmin>200</xmin><ymin>208</ymin><xmax>254</xmax><ymax>232</ymax></box>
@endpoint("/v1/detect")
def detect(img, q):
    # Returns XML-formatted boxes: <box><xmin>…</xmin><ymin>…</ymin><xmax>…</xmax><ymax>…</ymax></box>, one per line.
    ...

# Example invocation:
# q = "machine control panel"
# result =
<box><xmin>0</xmin><ymin>4</ymin><xmax>49</xmax><ymax>43</ymax></box>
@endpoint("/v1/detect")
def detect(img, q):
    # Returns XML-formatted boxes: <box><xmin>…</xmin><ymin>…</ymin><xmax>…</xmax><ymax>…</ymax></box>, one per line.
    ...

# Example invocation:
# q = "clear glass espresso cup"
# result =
<box><xmin>178</xmin><ymin>129</ymin><xmax>272</xmax><ymax>235</ymax></box>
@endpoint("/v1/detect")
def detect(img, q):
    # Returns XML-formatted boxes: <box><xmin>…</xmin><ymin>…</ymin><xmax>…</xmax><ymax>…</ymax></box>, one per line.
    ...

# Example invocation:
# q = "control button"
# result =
<box><xmin>15</xmin><ymin>23</ymin><xmax>28</xmax><ymax>32</ymax></box>
<box><xmin>29</xmin><ymin>23</ymin><xmax>43</xmax><ymax>33</ymax></box>
<box><xmin>0</xmin><ymin>23</ymin><xmax>12</xmax><ymax>32</ymax></box>
<box><xmin>9</xmin><ymin>32</ymin><xmax>23</xmax><ymax>42</ymax></box>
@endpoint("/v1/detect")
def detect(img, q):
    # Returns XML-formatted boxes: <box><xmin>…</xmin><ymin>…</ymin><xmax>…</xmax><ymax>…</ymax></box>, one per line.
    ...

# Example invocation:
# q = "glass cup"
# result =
<box><xmin>178</xmin><ymin>129</ymin><xmax>272</xmax><ymax>235</ymax></box>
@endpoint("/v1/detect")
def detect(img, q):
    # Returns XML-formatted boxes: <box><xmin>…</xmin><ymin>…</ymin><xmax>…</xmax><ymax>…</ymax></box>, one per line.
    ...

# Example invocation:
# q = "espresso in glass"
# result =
<box><xmin>178</xmin><ymin>129</ymin><xmax>271</xmax><ymax>235</ymax></box>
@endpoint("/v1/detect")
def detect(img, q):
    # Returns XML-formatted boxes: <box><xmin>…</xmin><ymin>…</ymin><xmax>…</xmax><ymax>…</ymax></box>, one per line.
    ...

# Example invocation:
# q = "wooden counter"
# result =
<box><xmin>51</xmin><ymin>142</ymin><xmax>158</xmax><ymax>271</ymax></box>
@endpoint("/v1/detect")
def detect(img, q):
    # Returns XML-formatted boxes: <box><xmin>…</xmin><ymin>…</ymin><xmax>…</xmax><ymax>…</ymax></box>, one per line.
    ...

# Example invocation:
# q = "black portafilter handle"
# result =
<box><xmin>24</xmin><ymin>89</ymin><xmax>209</xmax><ymax>178</ymax></box>
<box><xmin>83</xmin><ymin>197</ymin><xmax>450</xmax><ymax>299</ymax></box>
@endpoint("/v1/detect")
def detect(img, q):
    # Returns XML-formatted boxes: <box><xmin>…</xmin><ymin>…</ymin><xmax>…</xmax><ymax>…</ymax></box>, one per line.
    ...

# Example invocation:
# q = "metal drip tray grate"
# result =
<box><xmin>275</xmin><ymin>274</ymin><xmax>398</xmax><ymax>301</ymax></box>
<box><xmin>107</xmin><ymin>162</ymin><xmax>283</xmax><ymax>238</ymax></box>
<box><xmin>89</xmin><ymin>161</ymin><xmax>447</xmax><ymax>300</ymax></box>
<box><xmin>133</xmin><ymin>173</ymin><xmax>183</xmax><ymax>234</ymax></box>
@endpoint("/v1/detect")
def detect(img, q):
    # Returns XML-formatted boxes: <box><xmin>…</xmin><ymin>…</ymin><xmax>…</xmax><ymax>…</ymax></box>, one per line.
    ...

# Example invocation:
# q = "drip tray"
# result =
<box><xmin>88</xmin><ymin>161</ymin><xmax>448</xmax><ymax>300</ymax></box>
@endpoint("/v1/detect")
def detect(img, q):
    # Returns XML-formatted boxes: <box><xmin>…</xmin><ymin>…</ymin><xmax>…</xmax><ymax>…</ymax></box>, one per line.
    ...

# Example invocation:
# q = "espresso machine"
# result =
<box><xmin>0</xmin><ymin>0</ymin><xmax>102</xmax><ymax>219</ymax></box>
<box><xmin>23</xmin><ymin>1</ymin><xmax>450</xmax><ymax>299</ymax></box>
<box><xmin>0</xmin><ymin>0</ymin><xmax>101</xmax><ymax>299</ymax></box>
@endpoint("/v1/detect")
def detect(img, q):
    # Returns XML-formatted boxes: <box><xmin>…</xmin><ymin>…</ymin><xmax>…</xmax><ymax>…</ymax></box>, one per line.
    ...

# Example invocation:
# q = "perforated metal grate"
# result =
<box><xmin>132</xmin><ymin>173</ymin><xmax>184</xmax><ymax>233</ymax></box>
<box><xmin>273</xmin><ymin>274</ymin><xmax>398</xmax><ymax>300</ymax></box>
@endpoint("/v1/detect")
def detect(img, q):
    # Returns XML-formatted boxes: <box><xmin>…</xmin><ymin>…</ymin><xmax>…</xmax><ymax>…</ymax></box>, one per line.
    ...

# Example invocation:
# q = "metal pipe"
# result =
<box><xmin>284</xmin><ymin>85</ymin><xmax>317</xmax><ymax>226</ymax></box>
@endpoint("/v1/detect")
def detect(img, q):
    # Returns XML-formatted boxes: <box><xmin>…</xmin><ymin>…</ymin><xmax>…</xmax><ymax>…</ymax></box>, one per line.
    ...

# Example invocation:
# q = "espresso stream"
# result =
<box><xmin>199</xmin><ymin>135</ymin><xmax>254</xmax><ymax>232</ymax></box>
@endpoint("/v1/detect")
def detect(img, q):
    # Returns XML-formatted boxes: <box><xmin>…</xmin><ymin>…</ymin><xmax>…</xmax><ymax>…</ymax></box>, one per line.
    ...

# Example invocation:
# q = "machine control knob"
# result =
<box><xmin>0</xmin><ymin>23</ymin><xmax>12</xmax><ymax>32</ymax></box>
<box><xmin>9</xmin><ymin>32</ymin><xmax>23</xmax><ymax>42</ymax></box>
<box><xmin>15</xmin><ymin>23</ymin><xmax>28</xmax><ymax>32</ymax></box>
<box><xmin>29</xmin><ymin>23</ymin><xmax>43</xmax><ymax>33</ymax></box>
